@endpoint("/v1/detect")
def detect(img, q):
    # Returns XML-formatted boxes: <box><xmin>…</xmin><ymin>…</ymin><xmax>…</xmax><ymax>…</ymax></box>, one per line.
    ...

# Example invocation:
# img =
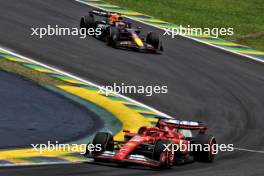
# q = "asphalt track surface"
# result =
<box><xmin>0</xmin><ymin>0</ymin><xmax>264</xmax><ymax>175</ymax></box>
<box><xmin>0</xmin><ymin>70</ymin><xmax>102</xmax><ymax>148</ymax></box>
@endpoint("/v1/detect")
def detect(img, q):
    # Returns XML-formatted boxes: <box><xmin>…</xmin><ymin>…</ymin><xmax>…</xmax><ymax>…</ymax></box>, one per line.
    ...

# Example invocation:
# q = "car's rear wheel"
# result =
<box><xmin>92</xmin><ymin>132</ymin><xmax>114</xmax><ymax>161</ymax></box>
<box><xmin>153</xmin><ymin>140</ymin><xmax>174</xmax><ymax>168</ymax></box>
<box><xmin>146</xmin><ymin>32</ymin><xmax>160</xmax><ymax>49</ymax></box>
<box><xmin>193</xmin><ymin>134</ymin><xmax>217</xmax><ymax>162</ymax></box>
<box><xmin>80</xmin><ymin>15</ymin><xmax>95</xmax><ymax>29</ymax></box>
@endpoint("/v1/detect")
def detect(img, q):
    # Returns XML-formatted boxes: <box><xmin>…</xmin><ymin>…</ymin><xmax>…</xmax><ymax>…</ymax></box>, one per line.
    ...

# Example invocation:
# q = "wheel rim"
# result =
<box><xmin>168</xmin><ymin>152</ymin><xmax>174</xmax><ymax>166</ymax></box>
<box><xmin>160</xmin><ymin>151</ymin><xmax>174</xmax><ymax>167</ymax></box>
<box><xmin>209</xmin><ymin>138</ymin><xmax>217</xmax><ymax>160</ymax></box>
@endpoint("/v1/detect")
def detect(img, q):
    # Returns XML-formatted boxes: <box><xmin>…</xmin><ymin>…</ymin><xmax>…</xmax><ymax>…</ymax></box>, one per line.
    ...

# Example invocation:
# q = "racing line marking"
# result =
<box><xmin>234</xmin><ymin>148</ymin><xmax>264</xmax><ymax>154</ymax></box>
<box><xmin>0</xmin><ymin>46</ymin><xmax>172</xmax><ymax>119</ymax></box>
<box><xmin>0</xmin><ymin>160</ymin><xmax>90</xmax><ymax>167</ymax></box>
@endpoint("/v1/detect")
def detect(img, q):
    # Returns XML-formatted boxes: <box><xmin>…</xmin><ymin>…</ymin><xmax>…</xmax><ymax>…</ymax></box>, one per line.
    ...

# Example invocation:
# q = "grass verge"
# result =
<box><xmin>104</xmin><ymin>0</ymin><xmax>264</xmax><ymax>51</ymax></box>
<box><xmin>0</xmin><ymin>58</ymin><xmax>69</xmax><ymax>86</ymax></box>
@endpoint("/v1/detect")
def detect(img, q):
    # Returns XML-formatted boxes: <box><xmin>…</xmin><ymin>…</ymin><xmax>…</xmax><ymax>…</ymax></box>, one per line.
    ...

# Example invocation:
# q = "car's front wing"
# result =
<box><xmin>87</xmin><ymin>151</ymin><xmax>161</xmax><ymax>167</ymax></box>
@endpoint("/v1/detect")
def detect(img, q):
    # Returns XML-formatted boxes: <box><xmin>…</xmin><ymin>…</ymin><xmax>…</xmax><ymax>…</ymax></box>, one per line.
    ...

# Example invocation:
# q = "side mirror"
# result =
<box><xmin>123</xmin><ymin>129</ymin><xmax>130</xmax><ymax>133</ymax></box>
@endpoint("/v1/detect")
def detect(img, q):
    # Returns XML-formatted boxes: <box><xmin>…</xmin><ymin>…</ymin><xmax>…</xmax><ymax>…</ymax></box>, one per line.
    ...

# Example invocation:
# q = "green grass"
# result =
<box><xmin>0</xmin><ymin>59</ymin><xmax>69</xmax><ymax>86</ymax></box>
<box><xmin>239</xmin><ymin>36</ymin><xmax>264</xmax><ymax>51</ymax></box>
<box><xmin>104</xmin><ymin>0</ymin><xmax>264</xmax><ymax>51</ymax></box>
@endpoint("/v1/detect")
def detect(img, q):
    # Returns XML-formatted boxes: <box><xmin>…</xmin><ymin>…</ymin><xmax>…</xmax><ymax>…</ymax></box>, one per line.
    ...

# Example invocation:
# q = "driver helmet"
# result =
<box><xmin>147</xmin><ymin>126</ymin><xmax>159</xmax><ymax>136</ymax></box>
<box><xmin>109</xmin><ymin>14</ymin><xmax>123</xmax><ymax>23</ymax></box>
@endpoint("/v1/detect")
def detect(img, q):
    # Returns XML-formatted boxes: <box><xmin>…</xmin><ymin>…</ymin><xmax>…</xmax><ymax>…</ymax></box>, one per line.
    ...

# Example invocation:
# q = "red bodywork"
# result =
<box><xmin>92</xmin><ymin>119</ymin><xmax>208</xmax><ymax>167</ymax></box>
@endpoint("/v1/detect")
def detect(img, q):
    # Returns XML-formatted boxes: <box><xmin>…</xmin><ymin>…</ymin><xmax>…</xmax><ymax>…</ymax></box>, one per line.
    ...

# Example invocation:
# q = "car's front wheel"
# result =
<box><xmin>91</xmin><ymin>132</ymin><xmax>114</xmax><ymax>161</ymax></box>
<box><xmin>107</xmin><ymin>27</ymin><xmax>119</xmax><ymax>46</ymax></box>
<box><xmin>153</xmin><ymin>140</ymin><xmax>174</xmax><ymax>168</ymax></box>
<box><xmin>146</xmin><ymin>32</ymin><xmax>160</xmax><ymax>49</ymax></box>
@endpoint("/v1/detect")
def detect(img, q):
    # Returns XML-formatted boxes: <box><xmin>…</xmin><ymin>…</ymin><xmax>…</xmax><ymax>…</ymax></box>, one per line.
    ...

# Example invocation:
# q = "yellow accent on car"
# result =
<box><xmin>134</xmin><ymin>37</ymin><xmax>144</xmax><ymax>47</ymax></box>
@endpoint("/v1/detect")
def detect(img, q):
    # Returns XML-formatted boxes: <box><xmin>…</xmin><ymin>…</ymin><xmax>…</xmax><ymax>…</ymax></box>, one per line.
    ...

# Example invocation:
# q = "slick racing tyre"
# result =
<box><xmin>92</xmin><ymin>132</ymin><xmax>114</xmax><ymax>157</ymax></box>
<box><xmin>107</xmin><ymin>27</ymin><xmax>119</xmax><ymax>46</ymax></box>
<box><xmin>146</xmin><ymin>32</ymin><xmax>160</xmax><ymax>49</ymax></box>
<box><xmin>193</xmin><ymin>134</ymin><xmax>217</xmax><ymax>162</ymax></box>
<box><xmin>80</xmin><ymin>15</ymin><xmax>95</xmax><ymax>29</ymax></box>
<box><xmin>153</xmin><ymin>140</ymin><xmax>174</xmax><ymax>168</ymax></box>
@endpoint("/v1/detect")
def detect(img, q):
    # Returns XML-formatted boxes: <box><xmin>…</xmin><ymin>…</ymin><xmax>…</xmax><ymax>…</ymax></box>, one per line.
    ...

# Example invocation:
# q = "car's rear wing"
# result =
<box><xmin>156</xmin><ymin>116</ymin><xmax>207</xmax><ymax>131</ymax></box>
<box><xmin>89</xmin><ymin>9</ymin><xmax>121</xmax><ymax>17</ymax></box>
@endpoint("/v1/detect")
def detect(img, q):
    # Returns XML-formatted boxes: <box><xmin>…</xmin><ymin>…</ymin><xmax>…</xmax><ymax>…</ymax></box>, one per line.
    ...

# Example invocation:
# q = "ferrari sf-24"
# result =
<box><xmin>84</xmin><ymin>117</ymin><xmax>217</xmax><ymax>168</ymax></box>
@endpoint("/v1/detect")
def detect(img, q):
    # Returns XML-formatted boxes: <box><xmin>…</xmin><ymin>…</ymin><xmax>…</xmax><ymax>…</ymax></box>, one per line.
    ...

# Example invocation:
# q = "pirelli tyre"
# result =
<box><xmin>107</xmin><ymin>27</ymin><xmax>119</xmax><ymax>46</ymax></box>
<box><xmin>146</xmin><ymin>32</ymin><xmax>160</xmax><ymax>49</ymax></box>
<box><xmin>153</xmin><ymin>140</ymin><xmax>174</xmax><ymax>168</ymax></box>
<box><xmin>80</xmin><ymin>15</ymin><xmax>95</xmax><ymax>29</ymax></box>
<box><xmin>92</xmin><ymin>132</ymin><xmax>114</xmax><ymax>160</ymax></box>
<box><xmin>193</xmin><ymin>134</ymin><xmax>217</xmax><ymax>162</ymax></box>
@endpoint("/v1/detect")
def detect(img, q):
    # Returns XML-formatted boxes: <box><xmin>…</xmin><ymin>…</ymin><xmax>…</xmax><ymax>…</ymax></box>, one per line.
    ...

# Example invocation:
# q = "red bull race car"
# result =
<box><xmin>80</xmin><ymin>10</ymin><xmax>163</xmax><ymax>53</ymax></box>
<box><xmin>84</xmin><ymin>117</ymin><xmax>217</xmax><ymax>168</ymax></box>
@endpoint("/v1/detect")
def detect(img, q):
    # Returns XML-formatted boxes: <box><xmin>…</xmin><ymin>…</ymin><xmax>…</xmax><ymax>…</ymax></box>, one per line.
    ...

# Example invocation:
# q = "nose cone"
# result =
<box><xmin>113</xmin><ymin>140</ymin><xmax>140</xmax><ymax>160</ymax></box>
<box><xmin>134</xmin><ymin>37</ymin><xmax>144</xmax><ymax>47</ymax></box>
<box><xmin>132</xmin><ymin>32</ymin><xmax>144</xmax><ymax>47</ymax></box>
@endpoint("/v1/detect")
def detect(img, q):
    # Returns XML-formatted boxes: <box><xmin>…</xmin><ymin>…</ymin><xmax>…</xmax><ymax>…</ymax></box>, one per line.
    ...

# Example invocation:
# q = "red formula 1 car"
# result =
<box><xmin>84</xmin><ymin>117</ymin><xmax>217</xmax><ymax>168</ymax></box>
<box><xmin>80</xmin><ymin>10</ymin><xmax>163</xmax><ymax>53</ymax></box>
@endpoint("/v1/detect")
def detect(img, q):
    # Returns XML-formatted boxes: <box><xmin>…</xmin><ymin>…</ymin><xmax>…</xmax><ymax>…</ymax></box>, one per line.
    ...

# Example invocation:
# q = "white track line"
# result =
<box><xmin>75</xmin><ymin>0</ymin><xmax>264</xmax><ymax>64</ymax></box>
<box><xmin>0</xmin><ymin>46</ymin><xmax>172</xmax><ymax>119</ymax></box>
<box><xmin>0</xmin><ymin>159</ymin><xmax>92</xmax><ymax>167</ymax></box>
<box><xmin>234</xmin><ymin>147</ymin><xmax>264</xmax><ymax>154</ymax></box>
